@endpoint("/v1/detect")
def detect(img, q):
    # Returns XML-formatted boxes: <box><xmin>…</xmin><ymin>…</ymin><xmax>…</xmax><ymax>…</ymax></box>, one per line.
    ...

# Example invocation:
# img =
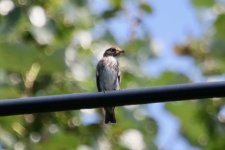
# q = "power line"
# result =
<box><xmin>0</xmin><ymin>81</ymin><xmax>224</xmax><ymax>116</ymax></box>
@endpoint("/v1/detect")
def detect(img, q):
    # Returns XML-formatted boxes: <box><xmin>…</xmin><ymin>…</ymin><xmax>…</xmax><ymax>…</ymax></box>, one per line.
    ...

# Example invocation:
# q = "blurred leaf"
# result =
<box><xmin>214</xmin><ymin>14</ymin><xmax>225</xmax><ymax>40</ymax></box>
<box><xmin>102</xmin><ymin>8</ymin><xmax>120</xmax><ymax>19</ymax></box>
<box><xmin>192</xmin><ymin>0</ymin><xmax>215</xmax><ymax>7</ymax></box>
<box><xmin>140</xmin><ymin>3</ymin><xmax>153</xmax><ymax>13</ymax></box>
<box><xmin>0</xmin><ymin>86</ymin><xmax>21</xmax><ymax>99</ymax></box>
<box><xmin>0</xmin><ymin>43</ymin><xmax>65</xmax><ymax>74</ymax></box>
<box><xmin>174</xmin><ymin>39</ymin><xmax>207</xmax><ymax>60</ymax></box>
<box><xmin>34</xmin><ymin>133</ymin><xmax>79</xmax><ymax>150</ymax></box>
<box><xmin>0</xmin><ymin>116</ymin><xmax>23</xmax><ymax>132</ymax></box>
<box><xmin>166</xmin><ymin>101</ymin><xmax>208</xmax><ymax>146</ymax></box>
<box><xmin>71</xmin><ymin>0</ymin><xmax>87</xmax><ymax>6</ymax></box>
<box><xmin>201</xmin><ymin>58</ymin><xmax>225</xmax><ymax>75</ymax></box>
<box><xmin>110</xmin><ymin>0</ymin><xmax>122</xmax><ymax>9</ymax></box>
<box><xmin>0</xmin><ymin>43</ymin><xmax>40</xmax><ymax>73</ymax></box>
<box><xmin>40</xmin><ymin>49</ymin><xmax>66</xmax><ymax>74</ymax></box>
<box><xmin>199</xmin><ymin>40</ymin><xmax>225</xmax><ymax>75</ymax></box>
<box><xmin>210</xmin><ymin>40</ymin><xmax>225</xmax><ymax>60</ymax></box>
<box><xmin>0</xmin><ymin>8</ymin><xmax>22</xmax><ymax>34</ymax></box>
<box><xmin>151</xmin><ymin>71</ymin><xmax>190</xmax><ymax>86</ymax></box>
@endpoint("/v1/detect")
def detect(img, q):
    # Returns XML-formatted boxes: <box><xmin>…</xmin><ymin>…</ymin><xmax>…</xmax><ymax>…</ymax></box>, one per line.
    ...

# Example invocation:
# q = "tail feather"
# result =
<box><xmin>104</xmin><ymin>107</ymin><xmax>116</xmax><ymax>124</ymax></box>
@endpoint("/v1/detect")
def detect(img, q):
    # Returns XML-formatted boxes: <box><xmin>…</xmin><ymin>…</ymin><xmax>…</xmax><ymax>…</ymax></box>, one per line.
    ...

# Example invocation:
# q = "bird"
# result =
<box><xmin>96</xmin><ymin>47</ymin><xmax>124</xmax><ymax>124</ymax></box>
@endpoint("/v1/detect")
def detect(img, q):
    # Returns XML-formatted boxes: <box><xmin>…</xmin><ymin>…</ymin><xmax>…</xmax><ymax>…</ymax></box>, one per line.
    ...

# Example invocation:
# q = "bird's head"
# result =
<box><xmin>103</xmin><ymin>47</ymin><xmax>125</xmax><ymax>57</ymax></box>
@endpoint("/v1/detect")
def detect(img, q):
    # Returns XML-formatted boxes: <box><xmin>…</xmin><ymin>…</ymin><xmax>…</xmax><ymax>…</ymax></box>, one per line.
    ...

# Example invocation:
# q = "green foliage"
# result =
<box><xmin>0</xmin><ymin>0</ymin><xmax>224</xmax><ymax>149</ymax></box>
<box><xmin>0</xmin><ymin>0</ymin><xmax>157</xmax><ymax>149</ymax></box>
<box><xmin>167</xmin><ymin>99</ymin><xmax>225</xmax><ymax>149</ymax></box>
<box><xmin>102</xmin><ymin>8</ymin><xmax>120</xmax><ymax>19</ymax></box>
<box><xmin>150</xmin><ymin>71</ymin><xmax>190</xmax><ymax>86</ymax></box>
<box><xmin>110</xmin><ymin>0</ymin><xmax>122</xmax><ymax>9</ymax></box>
<box><xmin>166</xmin><ymin>101</ymin><xmax>208</xmax><ymax>146</ymax></box>
<box><xmin>140</xmin><ymin>2</ymin><xmax>153</xmax><ymax>13</ymax></box>
<box><xmin>214</xmin><ymin>14</ymin><xmax>225</xmax><ymax>40</ymax></box>
<box><xmin>192</xmin><ymin>0</ymin><xmax>215</xmax><ymax>7</ymax></box>
<box><xmin>173</xmin><ymin>2</ymin><xmax>225</xmax><ymax>148</ymax></box>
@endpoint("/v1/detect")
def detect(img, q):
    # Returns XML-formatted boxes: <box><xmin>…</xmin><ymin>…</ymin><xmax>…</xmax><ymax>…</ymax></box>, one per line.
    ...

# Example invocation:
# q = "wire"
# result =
<box><xmin>0</xmin><ymin>81</ymin><xmax>224</xmax><ymax>116</ymax></box>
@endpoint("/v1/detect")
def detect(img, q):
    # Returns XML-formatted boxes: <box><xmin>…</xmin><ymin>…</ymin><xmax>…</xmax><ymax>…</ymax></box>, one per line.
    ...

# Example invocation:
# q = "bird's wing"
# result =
<box><xmin>96</xmin><ymin>59</ymin><xmax>103</xmax><ymax>92</ymax></box>
<box><xmin>115</xmin><ymin>61</ymin><xmax>120</xmax><ymax>90</ymax></box>
<box><xmin>118</xmin><ymin>71</ymin><xmax>121</xmax><ymax>84</ymax></box>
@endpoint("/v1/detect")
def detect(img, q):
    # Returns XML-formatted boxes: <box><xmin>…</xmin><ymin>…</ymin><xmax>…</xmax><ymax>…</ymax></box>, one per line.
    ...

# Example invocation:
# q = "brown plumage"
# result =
<box><xmin>96</xmin><ymin>47</ymin><xmax>124</xmax><ymax>124</ymax></box>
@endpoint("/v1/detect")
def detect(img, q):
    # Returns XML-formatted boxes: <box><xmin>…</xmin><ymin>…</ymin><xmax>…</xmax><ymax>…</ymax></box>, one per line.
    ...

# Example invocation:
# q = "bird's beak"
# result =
<box><xmin>117</xmin><ymin>49</ymin><xmax>125</xmax><ymax>55</ymax></box>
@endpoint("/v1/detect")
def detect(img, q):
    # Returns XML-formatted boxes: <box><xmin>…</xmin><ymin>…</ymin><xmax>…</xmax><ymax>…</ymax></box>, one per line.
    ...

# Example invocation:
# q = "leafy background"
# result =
<box><xmin>0</xmin><ymin>0</ymin><xmax>225</xmax><ymax>149</ymax></box>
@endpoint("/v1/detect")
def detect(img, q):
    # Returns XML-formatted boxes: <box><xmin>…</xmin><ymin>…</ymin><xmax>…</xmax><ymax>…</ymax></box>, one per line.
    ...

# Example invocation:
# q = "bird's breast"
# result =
<box><xmin>100</xmin><ymin>57</ymin><xmax>119</xmax><ymax>91</ymax></box>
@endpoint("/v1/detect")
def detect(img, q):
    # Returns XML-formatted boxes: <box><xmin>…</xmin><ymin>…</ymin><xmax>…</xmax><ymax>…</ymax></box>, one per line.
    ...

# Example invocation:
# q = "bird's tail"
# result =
<box><xmin>104</xmin><ymin>107</ymin><xmax>116</xmax><ymax>124</ymax></box>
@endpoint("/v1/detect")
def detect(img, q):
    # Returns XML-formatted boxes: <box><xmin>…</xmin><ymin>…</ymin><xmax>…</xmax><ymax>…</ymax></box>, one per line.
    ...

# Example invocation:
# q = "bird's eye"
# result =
<box><xmin>111</xmin><ymin>48</ymin><xmax>116</xmax><ymax>52</ymax></box>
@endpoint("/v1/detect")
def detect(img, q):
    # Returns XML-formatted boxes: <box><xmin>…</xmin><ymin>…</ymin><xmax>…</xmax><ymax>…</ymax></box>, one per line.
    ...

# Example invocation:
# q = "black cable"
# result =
<box><xmin>0</xmin><ymin>81</ymin><xmax>224</xmax><ymax>116</ymax></box>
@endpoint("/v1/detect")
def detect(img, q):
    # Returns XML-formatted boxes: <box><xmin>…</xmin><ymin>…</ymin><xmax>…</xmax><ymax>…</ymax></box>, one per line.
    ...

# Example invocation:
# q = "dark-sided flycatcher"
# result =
<box><xmin>96</xmin><ymin>47</ymin><xmax>124</xmax><ymax>124</ymax></box>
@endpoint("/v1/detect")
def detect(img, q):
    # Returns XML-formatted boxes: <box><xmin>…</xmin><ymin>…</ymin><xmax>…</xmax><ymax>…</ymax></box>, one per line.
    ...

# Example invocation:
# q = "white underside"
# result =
<box><xmin>99</xmin><ymin>56</ymin><xmax>119</xmax><ymax>91</ymax></box>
